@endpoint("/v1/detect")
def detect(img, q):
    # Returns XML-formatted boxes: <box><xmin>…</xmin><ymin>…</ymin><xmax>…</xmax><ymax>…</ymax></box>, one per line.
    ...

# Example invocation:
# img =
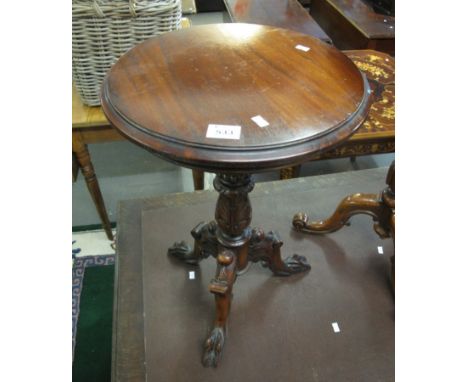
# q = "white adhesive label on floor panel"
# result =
<box><xmin>295</xmin><ymin>44</ymin><xmax>310</xmax><ymax>52</ymax></box>
<box><xmin>206</xmin><ymin>124</ymin><xmax>241</xmax><ymax>140</ymax></box>
<box><xmin>332</xmin><ymin>322</ymin><xmax>340</xmax><ymax>333</ymax></box>
<box><xmin>189</xmin><ymin>271</ymin><xmax>195</xmax><ymax>280</ymax></box>
<box><xmin>251</xmin><ymin>115</ymin><xmax>269</xmax><ymax>128</ymax></box>
<box><xmin>377</xmin><ymin>246</ymin><xmax>384</xmax><ymax>254</ymax></box>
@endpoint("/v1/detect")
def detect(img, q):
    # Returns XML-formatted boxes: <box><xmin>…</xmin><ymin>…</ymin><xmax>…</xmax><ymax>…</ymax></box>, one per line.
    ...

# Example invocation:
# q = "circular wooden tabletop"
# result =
<box><xmin>102</xmin><ymin>23</ymin><xmax>371</xmax><ymax>173</ymax></box>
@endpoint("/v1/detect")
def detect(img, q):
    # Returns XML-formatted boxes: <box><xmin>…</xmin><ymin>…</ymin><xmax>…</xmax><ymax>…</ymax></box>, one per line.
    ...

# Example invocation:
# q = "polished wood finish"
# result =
<box><xmin>224</xmin><ymin>0</ymin><xmax>332</xmax><ymax>43</ymax></box>
<box><xmin>102</xmin><ymin>24</ymin><xmax>373</xmax><ymax>367</ymax></box>
<box><xmin>293</xmin><ymin>161</ymin><xmax>395</xmax><ymax>286</ymax></box>
<box><xmin>102</xmin><ymin>24</ymin><xmax>371</xmax><ymax>173</ymax></box>
<box><xmin>114</xmin><ymin>168</ymin><xmax>394</xmax><ymax>380</ymax></box>
<box><xmin>168</xmin><ymin>174</ymin><xmax>310</xmax><ymax>366</ymax></box>
<box><xmin>280</xmin><ymin>49</ymin><xmax>394</xmax><ymax>179</ymax></box>
<box><xmin>310</xmin><ymin>0</ymin><xmax>395</xmax><ymax>55</ymax></box>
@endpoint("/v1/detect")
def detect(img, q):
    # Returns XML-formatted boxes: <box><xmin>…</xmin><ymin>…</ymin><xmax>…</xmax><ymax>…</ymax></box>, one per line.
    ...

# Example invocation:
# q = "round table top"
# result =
<box><xmin>102</xmin><ymin>23</ymin><xmax>371</xmax><ymax>173</ymax></box>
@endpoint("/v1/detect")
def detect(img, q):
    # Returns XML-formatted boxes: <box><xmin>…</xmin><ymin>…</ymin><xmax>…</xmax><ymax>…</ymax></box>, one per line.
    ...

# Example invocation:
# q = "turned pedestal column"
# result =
<box><xmin>169</xmin><ymin>173</ymin><xmax>310</xmax><ymax>365</ymax></box>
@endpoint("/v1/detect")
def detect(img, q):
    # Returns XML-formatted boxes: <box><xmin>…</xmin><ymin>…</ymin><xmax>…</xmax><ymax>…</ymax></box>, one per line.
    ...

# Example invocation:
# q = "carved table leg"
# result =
<box><xmin>292</xmin><ymin>161</ymin><xmax>395</xmax><ymax>289</ymax></box>
<box><xmin>169</xmin><ymin>173</ymin><xmax>310</xmax><ymax>367</ymax></box>
<box><xmin>168</xmin><ymin>221</ymin><xmax>218</xmax><ymax>264</ymax></box>
<box><xmin>203</xmin><ymin>248</ymin><xmax>237</xmax><ymax>367</ymax></box>
<box><xmin>292</xmin><ymin>193</ymin><xmax>390</xmax><ymax>236</ymax></box>
<box><xmin>249</xmin><ymin>229</ymin><xmax>310</xmax><ymax>276</ymax></box>
<box><xmin>72</xmin><ymin>133</ymin><xmax>114</xmax><ymax>240</ymax></box>
<box><xmin>293</xmin><ymin>161</ymin><xmax>395</xmax><ymax>238</ymax></box>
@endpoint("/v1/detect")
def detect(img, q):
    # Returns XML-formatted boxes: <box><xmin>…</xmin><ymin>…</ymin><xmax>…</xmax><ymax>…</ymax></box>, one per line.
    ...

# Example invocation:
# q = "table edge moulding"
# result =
<box><xmin>101</xmin><ymin>23</ymin><xmax>372</xmax><ymax>174</ymax></box>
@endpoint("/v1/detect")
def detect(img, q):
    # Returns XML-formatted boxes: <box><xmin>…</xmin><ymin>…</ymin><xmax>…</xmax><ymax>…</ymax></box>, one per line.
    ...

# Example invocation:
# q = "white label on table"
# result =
<box><xmin>206</xmin><ymin>124</ymin><xmax>241</xmax><ymax>140</ymax></box>
<box><xmin>251</xmin><ymin>115</ymin><xmax>270</xmax><ymax>128</ymax></box>
<box><xmin>189</xmin><ymin>271</ymin><xmax>195</xmax><ymax>280</ymax></box>
<box><xmin>332</xmin><ymin>322</ymin><xmax>340</xmax><ymax>333</ymax></box>
<box><xmin>377</xmin><ymin>246</ymin><xmax>384</xmax><ymax>255</ymax></box>
<box><xmin>295</xmin><ymin>44</ymin><xmax>310</xmax><ymax>52</ymax></box>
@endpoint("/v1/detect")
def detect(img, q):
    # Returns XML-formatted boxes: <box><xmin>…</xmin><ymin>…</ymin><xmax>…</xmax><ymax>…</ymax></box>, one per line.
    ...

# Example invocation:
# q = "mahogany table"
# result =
<box><xmin>101</xmin><ymin>23</ymin><xmax>372</xmax><ymax>367</ymax></box>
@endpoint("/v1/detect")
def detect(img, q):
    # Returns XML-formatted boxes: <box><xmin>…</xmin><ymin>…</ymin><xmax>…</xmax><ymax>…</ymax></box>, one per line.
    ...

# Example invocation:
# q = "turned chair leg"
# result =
<box><xmin>72</xmin><ymin>135</ymin><xmax>114</xmax><ymax>241</ymax></box>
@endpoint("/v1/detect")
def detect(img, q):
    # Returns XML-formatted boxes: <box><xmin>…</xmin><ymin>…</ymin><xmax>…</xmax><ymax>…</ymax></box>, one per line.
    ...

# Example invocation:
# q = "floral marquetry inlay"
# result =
<box><xmin>354</xmin><ymin>61</ymin><xmax>389</xmax><ymax>80</ymax></box>
<box><xmin>344</xmin><ymin>50</ymin><xmax>395</xmax><ymax>135</ymax></box>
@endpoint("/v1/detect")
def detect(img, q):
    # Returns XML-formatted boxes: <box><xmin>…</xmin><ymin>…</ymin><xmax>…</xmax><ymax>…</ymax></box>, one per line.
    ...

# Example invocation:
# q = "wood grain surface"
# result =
<box><xmin>102</xmin><ymin>24</ymin><xmax>372</xmax><ymax>172</ymax></box>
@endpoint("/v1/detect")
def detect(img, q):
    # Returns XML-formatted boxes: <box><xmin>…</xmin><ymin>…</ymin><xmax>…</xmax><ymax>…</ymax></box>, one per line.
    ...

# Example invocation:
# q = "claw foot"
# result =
<box><xmin>167</xmin><ymin>241</ymin><xmax>198</xmax><ymax>265</ymax></box>
<box><xmin>278</xmin><ymin>254</ymin><xmax>311</xmax><ymax>276</ymax></box>
<box><xmin>202</xmin><ymin>327</ymin><xmax>225</xmax><ymax>368</ymax></box>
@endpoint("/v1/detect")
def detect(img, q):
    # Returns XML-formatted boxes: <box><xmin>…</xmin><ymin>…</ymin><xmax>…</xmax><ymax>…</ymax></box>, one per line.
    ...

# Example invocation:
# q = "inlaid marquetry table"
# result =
<box><xmin>101</xmin><ymin>23</ymin><xmax>372</xmax><ymax>367</ymax></box>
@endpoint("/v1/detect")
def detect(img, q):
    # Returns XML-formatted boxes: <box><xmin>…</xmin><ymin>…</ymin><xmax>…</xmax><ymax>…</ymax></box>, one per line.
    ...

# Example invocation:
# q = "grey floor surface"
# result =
<box><xmin>72</xmin><ymin>11</ymin><xmax>395</xmax><ymax>227</ymax></box>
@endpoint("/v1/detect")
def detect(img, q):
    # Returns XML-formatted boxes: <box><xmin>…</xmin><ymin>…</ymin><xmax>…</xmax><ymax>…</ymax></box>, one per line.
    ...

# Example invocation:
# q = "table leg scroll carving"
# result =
<box><xmin>169</xmin><ymin>173</ymin><xmax>310</xmax><ymax>367</ymax></box>
<box><xmin>249</xmin><ymin>229</ymin><xmax>310</xmax><ymax>276</ymax></box>
<box><xmin>292</xmin><ymin>161</ymin><xmax>395</xmax><ymax>290</ymax></box>
<box><xmin>168</xmin><ymin>221</ymin><xmax>218</xmax><ymax>265</ymax></box>
<box><xmin>292</xmin><ymin>193</ymin><xmax>389</xmax><ymax>236</ymax></box>
<box><xmin>293</xmin><ymin>161</ymin><xmax>395</xmax><ymax>240</ymax></box>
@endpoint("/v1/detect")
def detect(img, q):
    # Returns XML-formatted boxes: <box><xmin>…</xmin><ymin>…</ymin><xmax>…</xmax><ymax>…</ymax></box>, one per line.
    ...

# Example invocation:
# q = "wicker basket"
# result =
<box><xmin>72</xmin><ymin>0</ymin><xmax>182</xmax><ymax>106</ymax></box>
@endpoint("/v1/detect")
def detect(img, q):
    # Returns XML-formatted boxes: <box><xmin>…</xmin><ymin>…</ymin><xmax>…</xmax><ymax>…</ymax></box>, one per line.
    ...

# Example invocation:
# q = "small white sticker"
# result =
<box><xmin>189</xmin><ymin>271</ymin><xmax>195</xmax><ymax>280</ymax></box>
<box><xmin>377</xmin><ymin>246</ymin><xmax>384</xmax><ymax>255</ymax></box>
<box><xmin>295</xmin><ymin>44</ymin><xmax>310</xmax><ymax>52</ymax></box>
<box><xmin>332</xmin><ymin>322</ymin><xmax>340</xmax><ymax>333</ymax></box>
<box><xmin>251</xmin><ymin>115</ymin><xmax>270</xmax><ymax>128</ymax></box>
<box><xmin>206</xmin><ymin>124</ymin><xmax>241</xmax><ymax>140</ymax></box>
